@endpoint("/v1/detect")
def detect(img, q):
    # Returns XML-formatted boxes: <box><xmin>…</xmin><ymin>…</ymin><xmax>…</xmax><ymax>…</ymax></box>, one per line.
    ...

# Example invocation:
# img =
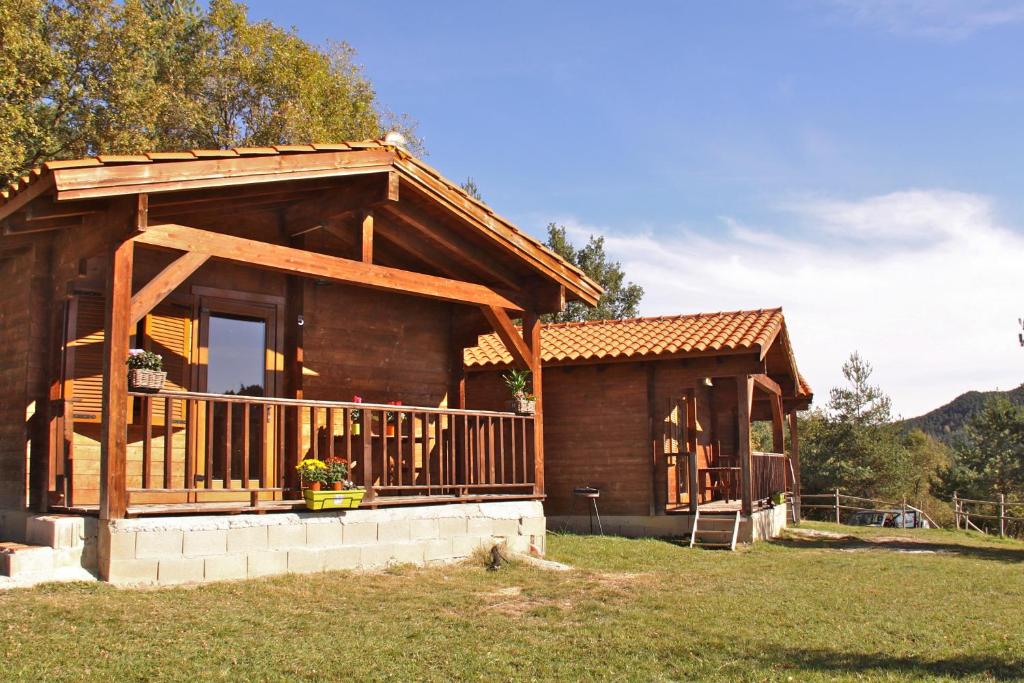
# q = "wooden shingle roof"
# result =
<box><xmin>0</xmin><ymin>140</ymin><xmax>602</xmax><ymax>305</ymax></box>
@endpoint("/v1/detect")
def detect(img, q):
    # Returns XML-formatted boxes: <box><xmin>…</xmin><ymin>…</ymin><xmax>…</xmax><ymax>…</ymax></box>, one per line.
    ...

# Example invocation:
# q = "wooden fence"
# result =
<box><xmin>953</xmin><ymin>493</ymin><xmax>1024</xmax><ymax>537</ymax></box>
<box><xmin>800</xmin><ymin>489</ymin><xmax>940</xmax><ymax>529</ymax></box>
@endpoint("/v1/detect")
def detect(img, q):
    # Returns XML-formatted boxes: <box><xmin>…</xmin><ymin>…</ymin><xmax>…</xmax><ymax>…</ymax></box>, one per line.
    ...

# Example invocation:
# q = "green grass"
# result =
<box><xmin>3</xmin><ymin>523</ymin><xmax>1024</xmax><ymax>681</ymax></box>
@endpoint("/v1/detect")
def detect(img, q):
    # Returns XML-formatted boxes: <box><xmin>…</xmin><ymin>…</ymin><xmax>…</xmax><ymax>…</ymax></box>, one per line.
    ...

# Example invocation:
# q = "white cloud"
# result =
<box><xmin>555</xmin><ymin>189</ymin><xmax>1024</xmax><ymax>417</ymax></box>
<box><xmin>824</xmin><ymin>0</ymin><xmax>1024</xmax><ymax>40</ymax></box>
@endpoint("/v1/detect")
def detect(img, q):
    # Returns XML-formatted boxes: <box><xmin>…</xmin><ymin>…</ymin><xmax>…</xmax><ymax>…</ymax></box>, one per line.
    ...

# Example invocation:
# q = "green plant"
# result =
<box><xmin>295</xmin><ymin>459</ymin><xmax>327</xmax><ymax>486</ymax></box>
<box><xmin>502</xmin><ymin>369</ymin><xmax>533</xmax><ymax>399</ymax></box>
<box><xmin>126</xmin><ymin>349</ymin><xmax>163</xmax><ymax>371</ymax></box>
<box><xmin>324</xmin><ymin>457</ymin><xmax>349</xmax><ymax>485</ymax></box>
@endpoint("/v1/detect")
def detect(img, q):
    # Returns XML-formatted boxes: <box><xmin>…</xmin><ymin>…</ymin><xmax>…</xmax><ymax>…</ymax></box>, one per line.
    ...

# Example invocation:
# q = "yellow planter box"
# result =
<box><xmin>303</xmin><ymin>488</ymin><xmax>366</xmax><ymax>511</ymax></box>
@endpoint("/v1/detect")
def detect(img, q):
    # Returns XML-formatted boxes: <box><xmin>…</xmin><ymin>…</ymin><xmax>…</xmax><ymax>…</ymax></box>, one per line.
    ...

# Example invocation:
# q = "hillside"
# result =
<box><xmin>902</xmin><ymin>383</ymin><xmax>1024</xmax><ymax>443</ymax></box>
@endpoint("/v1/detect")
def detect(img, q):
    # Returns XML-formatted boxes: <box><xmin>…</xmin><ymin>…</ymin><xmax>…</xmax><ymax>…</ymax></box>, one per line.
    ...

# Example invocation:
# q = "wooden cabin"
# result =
<box><xmin>0</xmin><ymin>141</ymin><xmax>601</xmax><ymax>584</ymax></box>
<box><xmin>465</xmin><ymin>309</ymin><xmax>813</xmax><ymax>544</ymax></box>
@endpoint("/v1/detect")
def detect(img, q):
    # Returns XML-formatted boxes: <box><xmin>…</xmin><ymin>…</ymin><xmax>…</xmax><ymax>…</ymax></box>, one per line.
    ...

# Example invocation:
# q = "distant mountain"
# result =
<box><xmin>901</xmin><ymin>384</ymin><xmax>1024</xmax><ymax>443</ymax></box>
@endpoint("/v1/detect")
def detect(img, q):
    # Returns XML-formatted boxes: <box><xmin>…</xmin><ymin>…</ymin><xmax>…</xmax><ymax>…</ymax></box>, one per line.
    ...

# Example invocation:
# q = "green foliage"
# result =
<box><xmin>460</xmin><ymin>177</ymin><xmax>482</xmax><ymax>201</ymax></box>
<box><xmin>501</xmin><ymin>369</ymin><xmax>532</xmax><ymax>399</ymax></box>
<box><xmin>542</xmin><ymin>223</ymin><xmax>644</xmax><ymax>323</ymax></box>
<box><xmin>901</xmin><ymin>383</ymin><xmax>1024</xmax><ymax>445</ymax></box>
<box><xmin>0</xmin><ymin>0</ymin><xmax>420</xmax><ymax>184</ymax></box>
<box><xmin>799</xmin><ymin>352</ymin><xmax>952</xmax><ymax>515</ymax></box>
<box><xmin>126</xmin><ymin>349</ymin><xmax>163</xmax><ymax>371</ymax></box>
<box><xmin>941</xmin><ymin>396</ymin><xmax>1024</xmax><ymax>501</ymax></box>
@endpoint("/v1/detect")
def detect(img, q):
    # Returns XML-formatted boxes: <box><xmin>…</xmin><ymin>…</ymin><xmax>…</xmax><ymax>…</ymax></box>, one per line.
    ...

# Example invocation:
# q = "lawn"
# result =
<box><xmin>2</xmin><ymin>523</ymin><xmax>1023</xmax><ymax>682</ymax></box>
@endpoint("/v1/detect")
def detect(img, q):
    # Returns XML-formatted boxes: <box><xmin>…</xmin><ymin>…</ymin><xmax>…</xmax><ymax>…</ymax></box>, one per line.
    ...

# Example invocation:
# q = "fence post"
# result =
<box><xmin>835</xmin><ymin>488</ymin><xmax>840</xmax><ymax>525</ymax></box>
<box><xmin>999</xmin><ymin>493</ymin><xmax>1006</xmax><ymax>537</ymax></box>
<box><xmin>901</xmin><ymin>496</ymin><xmax>907</xmax><ymax>529</ymax></box>
<box><xmin>953</xmin><ymin>492</ymin><xmax>960</xmax><ymax>530</ymax></box>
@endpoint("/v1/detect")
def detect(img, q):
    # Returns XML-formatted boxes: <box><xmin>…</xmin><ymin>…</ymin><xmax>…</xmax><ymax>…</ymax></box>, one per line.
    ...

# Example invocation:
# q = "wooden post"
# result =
<box><xmin>835</xmin><ymin>488</ymin><xmax>841</xmax><ymax>525</ymax></box>
<box><xmin>901</xmin><ymin>496</ymin><xmax>907</xmax><ymax>529</ymax></box>
<box><xmin>646</xmin><ymin>364</ymin><xmax>658</xmax><ymax>516</ymax></box>
<box><xmin>361</xmin><ymin>211</ymin><xmax>373</xmax><ymax>263</ymax></box>
<box><xmin>770</xmin><ymin>394</ymin><xmax>784</xmax><ymax>454</ymax></box>
<box><xmin>523</xmin><ymin>311</ymin><xmax>544</xmax><ymax>496</ymax></box>
<box><xmin>953</xmin><ymin>492</ymin><xmax>960</xmax><ymax>530</ymax></box>
<box><xmin>99</xmin><ymin>239</ymin><xmax>134</xmax><ymax>521</ymax></box>
<box><xmin>788</xmin><ymin>411</ymin><xmax>801</xmax><ymax>523</ymax></box>
<box><xmin>687</xmin><ymin>449</ymin><xmax>699</xmax><ymax>514</ymax></box>
<box><xmin>736</xmin><ymin>375</ymin><xmax>753</xmax><ymax>515</ymax></box>
<box><xmin>999</xmin><ymin>493</ymin><xmax>1006</xmax><ymax>537</ymax></box>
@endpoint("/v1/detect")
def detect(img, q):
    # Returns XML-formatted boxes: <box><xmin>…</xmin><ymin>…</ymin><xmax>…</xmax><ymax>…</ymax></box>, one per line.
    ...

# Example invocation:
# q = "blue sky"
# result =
<box><xmin>244</xmin><ymin>0</ymin><xmax>1024</xmax><ymax>416</ymax></box>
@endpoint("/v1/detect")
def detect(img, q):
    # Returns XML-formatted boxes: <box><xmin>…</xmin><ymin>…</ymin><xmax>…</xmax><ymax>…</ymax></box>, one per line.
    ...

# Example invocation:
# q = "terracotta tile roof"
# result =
<box><xmin>465</xmin><ymin>308</ymin><xmax>811</xmax><ymax>398</ymax></box>
<box><xmin>0</xmin><ymin>139</ymin><xmax>601</xmax><ymax>303</ymax></box>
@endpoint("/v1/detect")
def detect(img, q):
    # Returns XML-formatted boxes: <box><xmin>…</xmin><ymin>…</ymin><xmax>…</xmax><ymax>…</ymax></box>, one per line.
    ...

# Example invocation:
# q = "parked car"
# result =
<box><xmin>847</xmin><ymin>509</ymin><xmax>929</xmax><ymax>529</ymax></box>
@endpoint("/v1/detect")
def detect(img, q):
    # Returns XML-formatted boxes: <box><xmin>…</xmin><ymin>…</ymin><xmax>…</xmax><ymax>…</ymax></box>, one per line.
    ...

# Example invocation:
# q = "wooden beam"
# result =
<box><xmin>377</xmin><ymin>202</ymin><xmax>522</xmax><ymax>291</ymax></box>
<box><xmin>134</xmin><ymin>223</ymin><xmax>523</xmax><ymax>312</ymax></box>
<box><xmin>479</xmin><ymin>305</ymin><xmax>532</xmax><ymax>370</ymax></box>
<box><xmin>129</xmin><ymin>252</ymin><xmax>210</xmax><ymax>325</ymax></box>
<box><xmin>646</xmin><ymin>363</ymin><xmax>659</xmax><ymax>516</ymax></box>
<box><xmin>53</xmin><ymin>150</ymin><xmax>395</xmax><ymax>201</ymax></box>
<box><xmin>361</xmin><ymin>211</ymin><xmax>373</xmax><ymax>263</ymax></box>
<box><xmin>99</xmin><ymin>238</ymin><xmax>135</xmax><ymax>523</ymax></box>
<box><xmin>737</xmin><ymin>375</ymin><xmax>754</xmax><ymax>516</ymax></box>
<box><xmin>523</xmin><ymin>312</ymin><xmax>544</xmax><ymax>496</ymax></box>
<box><xmin>751</xmin><ymin>373</ymin><xmax>783</xmax><ymax>396</ymax></box>
<box><xmin>0</xmin><ymin>174</ymin><xmax>55</xmax><ymax>222</ymax></box>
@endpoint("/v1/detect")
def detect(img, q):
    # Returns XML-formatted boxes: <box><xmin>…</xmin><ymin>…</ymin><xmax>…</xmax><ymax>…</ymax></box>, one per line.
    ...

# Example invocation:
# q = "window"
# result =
<box><xmin>206</xmin><ymin>314</ymin><xmax>267</xmax><ymax>397</ymax></box>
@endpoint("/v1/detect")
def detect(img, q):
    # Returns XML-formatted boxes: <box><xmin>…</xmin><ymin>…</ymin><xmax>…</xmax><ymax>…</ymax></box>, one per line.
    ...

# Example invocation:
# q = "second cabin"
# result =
<box><xmin>465</xmin><ymin>309</ymin><xmax>813</xmax><ymax>544</ymax></box>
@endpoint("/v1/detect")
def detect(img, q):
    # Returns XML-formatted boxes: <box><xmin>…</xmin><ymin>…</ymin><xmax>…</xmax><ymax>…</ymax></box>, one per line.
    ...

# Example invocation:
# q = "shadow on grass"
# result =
<box><xmin>770</xmin><ymin>532</ymin><xmax>1024</xmax><ymax>564</ymax></box>
<box><xmin>774</xmin><ymin>646</ymin><xmax>1024</xmax><ymax>681</ymax></box>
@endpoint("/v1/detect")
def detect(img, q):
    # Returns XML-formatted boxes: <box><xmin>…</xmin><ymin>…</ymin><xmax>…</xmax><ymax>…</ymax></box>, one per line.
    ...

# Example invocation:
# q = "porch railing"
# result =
<box><xmin>752</xmin><ymin>451</ymin><xmax>789</xmax><ymax>502</ymax></box>
<box><xmin>125</xmin><ymin>391</ymin><xmax>536</xmax><ymax>508</ymax></box>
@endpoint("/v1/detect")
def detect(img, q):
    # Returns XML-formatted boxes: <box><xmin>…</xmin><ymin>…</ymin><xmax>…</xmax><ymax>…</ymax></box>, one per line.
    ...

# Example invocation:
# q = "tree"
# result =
<box><xmin>0</xmin><ymin>0</ymin><xmax>420</xmax><ymax>184</ymax></box>
<box><xmin>943</xmin><ymin>397</ymin><xmax>1024</xmax><ymax>500</ymax></box>
<box><xmin>799</xmin><ymin>351</ymin><xmax>951</xmax><ymax>515</ymax></box>
<box><xmin>542</xmin><ymin>223</ymin><xmax>644</xmax><ymax>323</ymax></box>
<box><xmin>460</xmin><ymin>177</ymin><xmax>482</xmax><ymax>201</ymax></box>
<box><xmin>827</xmin><ymin>352</ymin><xmax>893</xmax><ymax>426</ymax></box>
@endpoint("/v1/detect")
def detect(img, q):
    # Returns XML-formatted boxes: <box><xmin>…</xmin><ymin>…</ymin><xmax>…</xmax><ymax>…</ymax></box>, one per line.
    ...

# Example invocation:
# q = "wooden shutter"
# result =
<box><xmin>67</xmin><ymin>295</ymin><xmax>193</xmax><ymax>425</ymax></box>
<box><xmin>144</xmin><ymin>302</ymin><xmax>192</xmax><ymax>426</ymax></box>
<box><xmin>67</xmin><ymin>293</ymin><xmax>107</xmax><ymax>423</ymax></box>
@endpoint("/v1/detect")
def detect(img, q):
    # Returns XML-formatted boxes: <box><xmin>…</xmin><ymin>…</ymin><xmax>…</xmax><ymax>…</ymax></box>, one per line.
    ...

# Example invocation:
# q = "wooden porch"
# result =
<box><xmin>52</xmin><ymin>391</ymin><xmax>538</xmax><ymax>518</ymax></box>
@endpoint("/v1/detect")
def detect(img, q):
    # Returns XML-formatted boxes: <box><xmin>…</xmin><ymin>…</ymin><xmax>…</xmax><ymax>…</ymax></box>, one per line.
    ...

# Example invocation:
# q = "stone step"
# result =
<box><xmin>1</xmin><ymin>540</ymin><xmax>96</xmax><ymax>583</ymax></box>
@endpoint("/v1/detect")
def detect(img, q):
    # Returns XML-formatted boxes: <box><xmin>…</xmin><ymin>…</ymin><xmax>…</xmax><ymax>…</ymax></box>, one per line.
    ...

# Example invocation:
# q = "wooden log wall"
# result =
<box><xmin>466</xmin><ymin>354</ymin><xmax>766</xmax><ymax>517</ymax></box>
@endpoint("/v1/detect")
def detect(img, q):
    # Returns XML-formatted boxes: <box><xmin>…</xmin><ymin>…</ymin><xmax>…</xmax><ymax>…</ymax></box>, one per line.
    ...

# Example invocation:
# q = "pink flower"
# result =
<box><xmin>388</xmin><ymin>400</ymin><xmax>402</xmax><ymax>406</ymax></box>
<box><xmin>352</xmin><ymin>395</ymin><xmax>363</xmax><ymax>403</ymax></box>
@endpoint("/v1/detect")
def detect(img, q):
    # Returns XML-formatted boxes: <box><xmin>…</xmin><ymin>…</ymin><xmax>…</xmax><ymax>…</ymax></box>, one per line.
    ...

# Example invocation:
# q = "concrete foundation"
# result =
<box><xmin>548</xmin><ymin>503</ymin><xmax>788</xmax><ymax>544</ymax></box>
<box><xmin>98</xmin><ymin>500</ymin><xmax>546</xmax><ymax>586</ymax></box>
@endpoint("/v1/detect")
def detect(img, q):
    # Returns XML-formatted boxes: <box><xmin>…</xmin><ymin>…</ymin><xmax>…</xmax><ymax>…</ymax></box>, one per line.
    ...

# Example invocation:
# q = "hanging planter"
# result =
<box><xmin>126</xmin><ymin>350</ymin><xmax>166</xmax><ymax>393</ymax></box>
<box><xmin>512</xmin><ymin>396</ymin><xmax>536</xmax><ymax>415</ymax></box>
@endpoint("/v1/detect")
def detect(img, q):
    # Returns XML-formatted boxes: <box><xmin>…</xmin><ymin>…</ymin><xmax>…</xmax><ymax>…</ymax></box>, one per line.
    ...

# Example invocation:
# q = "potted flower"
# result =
<box><xmin>350</xmin><ymin>395</ymin><xmax>362</xmax><ymax>436</ymax></box>
<box><xmin>127</xmin><ymin>349</ymin><xmax>166</xmax><ymax>393</ymax></box>
<box><xmin>384</xmin><ymin>400</ymin><xmax>402</xmax><ymax>437</ymax></box>
<box><xmin>324</xmin><ymin>456</ymin><xmax>349</xmax><ymax>491</ymax></box>
<box><xmin>303</xmin><ymin>456</ymin><xmax>366</xmax><ymax>510</ymax></box>
<box><xmin>295</xmin><ymin>458</ymin><xmax>327</xmax><ymax>491</ymax></box>
<box><xmin>502</xmin><ymin>369</ymin><xmax>536</xmax><ymax>415</ymax></box>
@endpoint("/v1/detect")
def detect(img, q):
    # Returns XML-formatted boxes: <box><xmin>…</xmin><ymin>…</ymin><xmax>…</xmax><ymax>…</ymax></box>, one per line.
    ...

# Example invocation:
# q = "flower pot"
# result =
<box><xmin>385</xmin><ymin>424</ymin><xmax>396</xmax><ymax>437</ymax></box>
<box><xmin>330</xmin><ymin>481</ymin><xmax>343</xmax><ymax>491</ymax></box>
<box><xmin>306</xmin><ymin>481</ymin><xmax>321</xmax><ymax>492</ymax></box>
<box><xmin>351</xmin><ymin>423</ymin><xmax>361</xmax><ymax>436</ymax></box>
<box><xmin>128</xmin><ymin>368</ymin><xmax>166</xmax><ymax>393</ymax></box>
<box><xmin>512</xmin><ymin>397</ymin><xmax>536</xmax><ymax>415</ymax></box>
<box><xmin>303</xmin><ymin>488</ymin><xmax>366</xmax><ymax>511</ymax></box>
<box><xmin>772</xmin><ymin>492</ymin><xmax>786</xmax><ymax>505</ymax></box>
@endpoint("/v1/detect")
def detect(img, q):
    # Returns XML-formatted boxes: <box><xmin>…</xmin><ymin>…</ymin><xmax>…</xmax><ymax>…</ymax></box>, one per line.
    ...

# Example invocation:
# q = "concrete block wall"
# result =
<box><xmin>100</xmin><ymin>500</ymin><xmax>546</xmax><ymax>586</ymax></box>
<box><xmin>548</xmin><ymin>504</ymin><xmax>788</xmax><ymax>544</ymax></box>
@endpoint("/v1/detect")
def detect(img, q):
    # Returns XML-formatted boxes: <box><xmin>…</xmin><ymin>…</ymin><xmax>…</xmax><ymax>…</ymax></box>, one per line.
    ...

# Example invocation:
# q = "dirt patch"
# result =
<box><xmin>478</xmin><ymin>586</ymin><xmax>573</xmax><ymax>618</ymax></box>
